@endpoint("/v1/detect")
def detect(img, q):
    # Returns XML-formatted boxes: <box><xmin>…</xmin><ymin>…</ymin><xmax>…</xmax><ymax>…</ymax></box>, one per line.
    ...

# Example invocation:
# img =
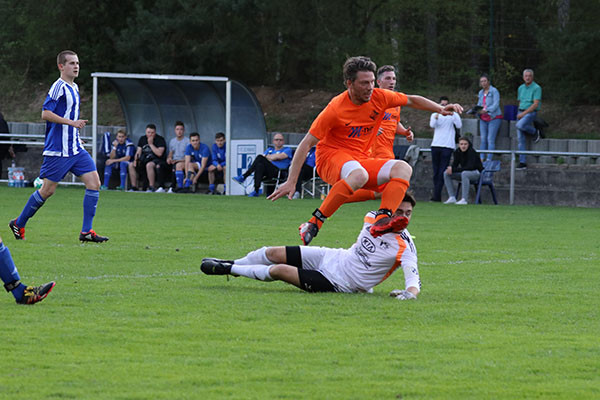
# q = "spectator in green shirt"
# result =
<box><xmin>515</xmin><ymin>69</ymin><xmax>542</xmax><ymax>169</ymax></box>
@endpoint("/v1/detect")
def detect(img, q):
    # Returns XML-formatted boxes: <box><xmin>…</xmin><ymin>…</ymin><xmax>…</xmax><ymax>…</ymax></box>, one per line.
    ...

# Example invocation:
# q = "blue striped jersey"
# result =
<box><xmin>42</xmin><ymin>78</ymin><xmax>84</xmax><ymax>157</ymax></box>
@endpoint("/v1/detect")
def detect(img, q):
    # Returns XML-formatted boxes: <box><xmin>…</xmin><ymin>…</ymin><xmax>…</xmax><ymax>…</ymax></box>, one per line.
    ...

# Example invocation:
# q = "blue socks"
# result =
<box><xmin>0</xmin><ymin>242</ymin><xmax>25</xmax><ymax>301</ymax></box>
<box><xmin>209</xmin><ymin>183</ymin><xmax>215</xmax><ymax>192</ymax></box>
<box><xmin>119</xmin><ymin>162</ymin><xmax>128</xmax><ymax>187</ymax></box>
<box><xmin>176</xmin><ymin>170</ymin><xmax>184</xmax><ymax>188</ymax></box>
<box><xmin>82</xmin><ymin>189</ymin><xmax>100</xmax><ymax>233</ymax></box>
<box><xmin>16</xmin><ymin>190</ymin><xmax>46</xmax><ymax>228</ymax></box>
<box><xmin>103</xmin><ymin>164</ymin><xmax>113</xmax><ymax>186</ymax></box>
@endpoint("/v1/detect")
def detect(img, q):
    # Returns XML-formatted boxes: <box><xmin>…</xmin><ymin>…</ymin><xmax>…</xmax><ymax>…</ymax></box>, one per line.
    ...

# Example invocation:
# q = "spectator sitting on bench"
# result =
<box><xmin>166</xmin><ymin>121</ymin><xmax>190</xmax><ymax>192</ymax></box>
<box><xmin>233</xmin><ymin>133</ymin><xmax>293</xmax><ymax>197</ymax></box>
<box><xmin>128</xmin><ymin>124</ymin><xmax>168</xmax><ymax>192</ymax></box>
<box><xmin>101</xmin><ymin>129</ymin><xmax>135</xmax><ymax>190</ymax></box>
<box><xmin>183</xmin><ymin>132</ymin><xmax>211</xmax><ymax>192</ymax></box>
<box><xmin>443</xmin><ymin>136</ymin><xmax>484</xmax><ymax>205</ymax></box>
<box><xmin>207</xmin><ymin>132</ymin><xmax>226</xmax><ymax>194</ymax></box>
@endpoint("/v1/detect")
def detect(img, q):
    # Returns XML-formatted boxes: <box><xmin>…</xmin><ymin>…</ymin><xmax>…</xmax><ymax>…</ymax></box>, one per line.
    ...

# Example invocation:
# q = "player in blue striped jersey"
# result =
<box><xmin>8</xmin><ymin>50</ymin><xmax>108</xmax><ymax>243</ymax></box>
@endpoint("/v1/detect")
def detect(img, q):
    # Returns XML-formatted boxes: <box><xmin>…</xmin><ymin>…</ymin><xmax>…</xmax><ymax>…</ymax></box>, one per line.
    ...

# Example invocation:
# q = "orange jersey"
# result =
<box><xmin>371</xmin><ymin>106</ymin><xmax>401</xmax><ymax>159</ymax></box>
<box><xmin>310</xmin><ymin>88</ymin><xmax>408</xmax><ymax>161</ymax></box>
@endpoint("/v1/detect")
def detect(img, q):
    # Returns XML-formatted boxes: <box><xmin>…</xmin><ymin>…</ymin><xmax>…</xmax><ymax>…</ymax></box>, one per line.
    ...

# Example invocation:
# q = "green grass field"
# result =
<box><xmin>1</xmin><ymin>185</ymin><xmax>599</xmax><ymax>399</ymax></box>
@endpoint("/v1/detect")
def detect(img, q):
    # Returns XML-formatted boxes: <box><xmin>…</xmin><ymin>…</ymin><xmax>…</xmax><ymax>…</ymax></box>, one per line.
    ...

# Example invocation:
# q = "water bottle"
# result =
<box><xmin>8</xmin><ymin>161</ymin><xmax>16</xmax><ymax>187</ymax></box>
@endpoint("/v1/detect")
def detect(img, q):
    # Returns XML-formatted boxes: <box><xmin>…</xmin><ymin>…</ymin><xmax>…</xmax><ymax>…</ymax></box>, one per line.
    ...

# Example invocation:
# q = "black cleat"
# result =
<box><xmin>299</xmin><ymin>222</ymin><xmax>319</xmax><ymax>245</ymax></box>
<box><xmin>17</xmin><ymin>281</ymin><xmax>55</xmax><ymax>305</ymax></box>
<box><xmin>9</xmin><ymin>219</ymin><xmax>25</xmax><ymax>240</ymax></box>
<box><xmin>201</xmin><ymin>258</ymin><xmax>233</xmax><ymax>275</ymax></box>
<box><xmin>79</xmin><ymin>230</ymin><xmax>109</xmax><ymax>243</ymax></box>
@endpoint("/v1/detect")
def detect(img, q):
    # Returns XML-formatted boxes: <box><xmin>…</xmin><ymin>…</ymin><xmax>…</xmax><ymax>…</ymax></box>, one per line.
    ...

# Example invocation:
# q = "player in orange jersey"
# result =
<box><xmin>347</xmin><ymin>64</ymin><xmax>414</xmax><ymax>203</ymax></box>
<box><xmin>371</xmin><ymin>65</ymin><xmax>414</xmax><ymax>159</ymax></box>
<box><xmin>268</xmin><ymin>56</ymin><xmax>462</xmax><ymax>245</ymax></box>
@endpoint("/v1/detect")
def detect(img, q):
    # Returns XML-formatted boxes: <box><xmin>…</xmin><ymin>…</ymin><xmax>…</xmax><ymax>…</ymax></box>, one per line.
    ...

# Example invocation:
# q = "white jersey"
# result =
<box><xmin>311</xmin><ymin>211</ymin><xmax>420</xmax><ymax>293</ymax></box>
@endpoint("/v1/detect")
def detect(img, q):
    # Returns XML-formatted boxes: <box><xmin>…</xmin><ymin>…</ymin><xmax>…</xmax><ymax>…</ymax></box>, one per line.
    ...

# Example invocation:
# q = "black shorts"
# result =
<box><xmin>285</xmin><ymin>246</ymin><xmax>337</xmax><ymax>293</ymax></box>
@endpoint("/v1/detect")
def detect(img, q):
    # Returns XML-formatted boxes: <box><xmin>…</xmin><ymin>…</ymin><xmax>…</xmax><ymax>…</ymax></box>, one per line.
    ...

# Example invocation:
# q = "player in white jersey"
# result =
<box><xmin>8</xmin><ymin>50</ymin><xmax>108</xmax><ymax>243</ymax></box>
<box><xmin>201</xmin><ymin>192</ymin><xmax>420</xmax><ymax>300</ymax></box>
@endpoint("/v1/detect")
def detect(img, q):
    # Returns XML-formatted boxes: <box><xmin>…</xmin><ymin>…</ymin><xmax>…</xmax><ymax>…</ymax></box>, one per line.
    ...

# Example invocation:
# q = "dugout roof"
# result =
<box><xmin>90</xmin><ymin>72</ymin><xmax>266</xmax><ymax>149</ymax></box>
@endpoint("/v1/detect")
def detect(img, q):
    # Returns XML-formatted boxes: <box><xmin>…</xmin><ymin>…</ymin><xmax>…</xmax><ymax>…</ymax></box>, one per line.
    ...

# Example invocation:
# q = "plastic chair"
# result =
<box><xmin>455</xmin><ymin>160</ymin><xmax>500</xmax><ymax>204</ymax></box>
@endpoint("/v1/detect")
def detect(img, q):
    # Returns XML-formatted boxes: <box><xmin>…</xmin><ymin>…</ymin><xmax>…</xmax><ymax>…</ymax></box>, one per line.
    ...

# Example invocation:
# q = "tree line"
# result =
<box><xmin>0</xmin><ymin>0</ymin><xmax>598</xmax><ymax>105</ymax></box>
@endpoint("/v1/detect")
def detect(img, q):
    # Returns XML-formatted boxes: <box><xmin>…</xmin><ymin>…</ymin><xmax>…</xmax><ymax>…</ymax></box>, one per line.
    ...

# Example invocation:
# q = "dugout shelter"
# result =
<box><xmin>91</xmin><ymin>72</ymin><xmax>267</xmax><ymax>195</ymax></box>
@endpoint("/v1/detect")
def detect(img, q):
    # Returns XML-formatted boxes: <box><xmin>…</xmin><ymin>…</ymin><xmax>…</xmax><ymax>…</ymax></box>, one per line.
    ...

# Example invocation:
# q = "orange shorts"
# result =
<box><xmin>316</xmin><ymin>147</ymin><xmax>391</xmax><ymax>191</ymax></box>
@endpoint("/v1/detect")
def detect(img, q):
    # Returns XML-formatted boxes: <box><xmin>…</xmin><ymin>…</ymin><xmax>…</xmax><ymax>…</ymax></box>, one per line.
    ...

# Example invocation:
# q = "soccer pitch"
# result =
<box><xmin>1</xmin><ymin>186</ymin><xmax>599</xmax><ymax>399</ymax></box>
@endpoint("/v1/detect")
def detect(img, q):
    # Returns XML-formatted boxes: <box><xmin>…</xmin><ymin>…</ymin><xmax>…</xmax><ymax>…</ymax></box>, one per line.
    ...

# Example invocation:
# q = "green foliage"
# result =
<box><xmin>0</xmin><ymin>0</ymin><xmax>599</xmax><ymax>104</ymax></box>
<box><xmin>1</xmin><ymin>186</ymin><xmax>599</xmax><ymax>398</ymax></box>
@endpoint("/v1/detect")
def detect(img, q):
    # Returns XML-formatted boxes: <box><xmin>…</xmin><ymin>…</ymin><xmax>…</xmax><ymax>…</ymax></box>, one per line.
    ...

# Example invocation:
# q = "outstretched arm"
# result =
<box><xmin>405</xmin><ymin>95</ymin><xmax>463</xmax><ymax>115</ymax></box>
<box><xmin>267</xmin><ymin>133</ymin><xmax>319</xmax><ymax>201</ymax></box>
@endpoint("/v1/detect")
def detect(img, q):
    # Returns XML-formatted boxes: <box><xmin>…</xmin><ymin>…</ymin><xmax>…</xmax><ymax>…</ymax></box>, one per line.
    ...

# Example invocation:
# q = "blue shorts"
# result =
<box><xmin>39</xmin><ymin>151</ymin><xmax>97</xmax><ymax>183</ymax></box>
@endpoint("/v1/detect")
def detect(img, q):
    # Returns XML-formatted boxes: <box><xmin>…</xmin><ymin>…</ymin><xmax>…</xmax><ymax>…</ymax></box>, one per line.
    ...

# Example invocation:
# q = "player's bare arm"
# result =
<box><xmin>41</xmin><ymin>110</ymin><xmax>87</xmax><ymax>129</ymax></box>
<box><xmin>405</xmin><ymin>95</ymin><xmax>463</xmax><ymax>115</ymax></box>
<box><xmin>268</xmin><ymin>133</ymin><xmax>319</xmax><ymax>201</ymax></box>
<box><xmin>397</xmin><ymin>122</ymin><xmax>414</xmax><ymax>142</ymax></box>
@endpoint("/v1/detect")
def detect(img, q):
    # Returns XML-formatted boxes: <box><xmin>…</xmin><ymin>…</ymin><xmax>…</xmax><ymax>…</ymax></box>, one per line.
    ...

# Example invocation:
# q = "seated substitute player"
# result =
<box><xmin>233</xmin><ymin>133</ymin><xmax>293</xmax><ymax>197</ymax></box>
<box><xmin>268</xmin><ymin>56</ymin><xmax>462</xmax><ymax>246</ymax></box>
<box><xmin>183</xmin><ymin>132</ymin><xmax>211</xmax><ymax>191</ymax></box>
<box><xmin>128</xmin><ymin>124</ymin><xmax>168</xmax><ymax>192</ymax></box>
<box><xmin>202</xmin><ymin>192</ymin><xmax>420</xmax><ymax>300</ymax></box>
<box><xmin>207</xmin><ymin>132</ymin><xmax>226</xmax><ymax>194</ymax></box>
<box><xmin>9</xmin><ymin>50</ymin><xmax>108</xmax><ymax>243</ymax></box>
<box><xmin>166</xmin><ymin>121</ymin><xmax>190</xmax><ymax>192</ymax></box>
<box><xmin>0</xmin><ymin>235</ymin><xmax>55</xmax><ymax>305</ymax></box>
<box><xmin>101</xmin><ymin>129</ymin><xmax>135</xmax><ymax>190</ymax></box>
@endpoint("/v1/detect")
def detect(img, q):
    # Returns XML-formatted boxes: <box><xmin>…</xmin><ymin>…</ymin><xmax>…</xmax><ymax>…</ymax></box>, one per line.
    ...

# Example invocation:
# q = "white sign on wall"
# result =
<box><xmin>229</xmin><ymin>139</ymin><xmax>264</xmax><ymax>195</ymax></box>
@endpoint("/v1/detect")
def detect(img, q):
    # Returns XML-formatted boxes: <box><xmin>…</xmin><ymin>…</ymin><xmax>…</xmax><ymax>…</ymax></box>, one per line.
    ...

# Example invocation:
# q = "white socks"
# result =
<box><xmin>235</xmin><ymin>247</ymin><xmax>271</xmax><ymax>265</ymax></box>
<box><xmin>230</xmin><ymin>264</ymin><xmax>273</xmax><ymax>282</ymax></box>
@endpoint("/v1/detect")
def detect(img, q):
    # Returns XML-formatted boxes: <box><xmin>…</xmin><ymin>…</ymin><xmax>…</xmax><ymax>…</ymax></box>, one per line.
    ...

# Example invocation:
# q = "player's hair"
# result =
<box><xmin>439</xmin><ymin>96</ymin><xmax>449</xmax><ymax>102</ymax></box>
<box><xmin>57</xmin><ymin>50</ymin><xmax>77</xmax><ymax>66</ymax></box>
<box><xmin>146</xmin><ymin>124</ymin><xmax>157</xmax><ymax>131</ymax></box>
<box><xmin>523</xmin><ymin>68</ymin><xmax>534</xmax><ymax>76</ymax></box>
<box><xmin>175</xmin><ymin>121</ymin><xmax>184</xmax><ymax>127</ymax></box>
<box><xmin>215</xmin><ymin>132</ymin><xmax>225</xmax><ymax>139</ymax></box>
<box><xmin>377</xmin><ymin>65</ymin><xmax>395</xmax><ymax>80</ymax></box>
<box><xmin>116</xmin><ymin>129</ymin><xmax>127</xmax><ymax>136</ymax></box>
<box><xmin>402</xmin><ymin>191</ymin><xmax>416</xmax><ymax>207</ymax></box>
<box><xmin>343</xmin><ymin>56</ymin><xmax>376</xmax><ymax>82</ymax></box>
<box><xmin>189</xmin><ymin>132</ymin><xmax>200</xmax><ymax>139</ymax></box>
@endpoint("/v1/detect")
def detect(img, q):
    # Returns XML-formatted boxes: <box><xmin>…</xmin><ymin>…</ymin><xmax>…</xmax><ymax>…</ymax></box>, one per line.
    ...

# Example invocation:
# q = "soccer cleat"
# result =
<box><xmin>201</xmin><ymin>258</ymin><xmax>233</xmax><ymax>275</ymax></box>
<box><xmin>369</xmin><ymin>215</ymin><xmax>409</xmax><ymax>237</ymax></box>
<box><xmin>233</xmin><ymin>175</ymin><xmax>245</xmax><ymax>184</ymax></box>
<box><xmin>9</xmin><ymin>219</ymin><xmax>25</xmax><ymax>240</ymax></box>
<box><xmin>17</xmin><ymin>281</ymin><xmax>55</xmax><ymax>305</ymax></box>
<box><xmin>79</xmin><ymin>230</ymin><xmax>109</xmax><ymax>243</ymax></box>
<box><xmin>100</xmin><ymin>185</ymin><xmax>108</xmax><ymax>190</ymax></box>
<box><xmin>299</xmin><ymin>222</ymin><xmax>319</xmax><ymax>245</ymax></box>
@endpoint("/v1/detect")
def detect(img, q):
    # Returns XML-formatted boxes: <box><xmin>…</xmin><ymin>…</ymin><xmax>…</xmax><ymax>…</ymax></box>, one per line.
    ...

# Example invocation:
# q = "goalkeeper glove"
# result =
<box><xmin>389</xmin><ymin>289</ymin><xmax>417</xmax><ymax>300</ymax></box>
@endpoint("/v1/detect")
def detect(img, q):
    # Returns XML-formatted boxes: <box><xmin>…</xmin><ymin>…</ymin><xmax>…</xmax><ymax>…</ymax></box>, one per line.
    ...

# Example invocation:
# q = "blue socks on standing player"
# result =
<box><xmin>82</xmin><ymin>189</ymin><xmax>100</xmax><ymax>233</ymax></box>
<box><xmin>16</xmin><ymin>190</ymin><xmax>46</xmax><ymax>228</ymax></box>
<box><xmin>0</xmin><ymin>242</ymin><xmax>26</xmax><ymax>301</ymax></box>
<box><xmin>208</xmin><ymin>183</ymin><xmax>215</xmax><ymax>192</ymax></box>
<box><xmin>175</xmin><ymin>170</ymin><xmax>184</xmax><ymax>188</ymax></box>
